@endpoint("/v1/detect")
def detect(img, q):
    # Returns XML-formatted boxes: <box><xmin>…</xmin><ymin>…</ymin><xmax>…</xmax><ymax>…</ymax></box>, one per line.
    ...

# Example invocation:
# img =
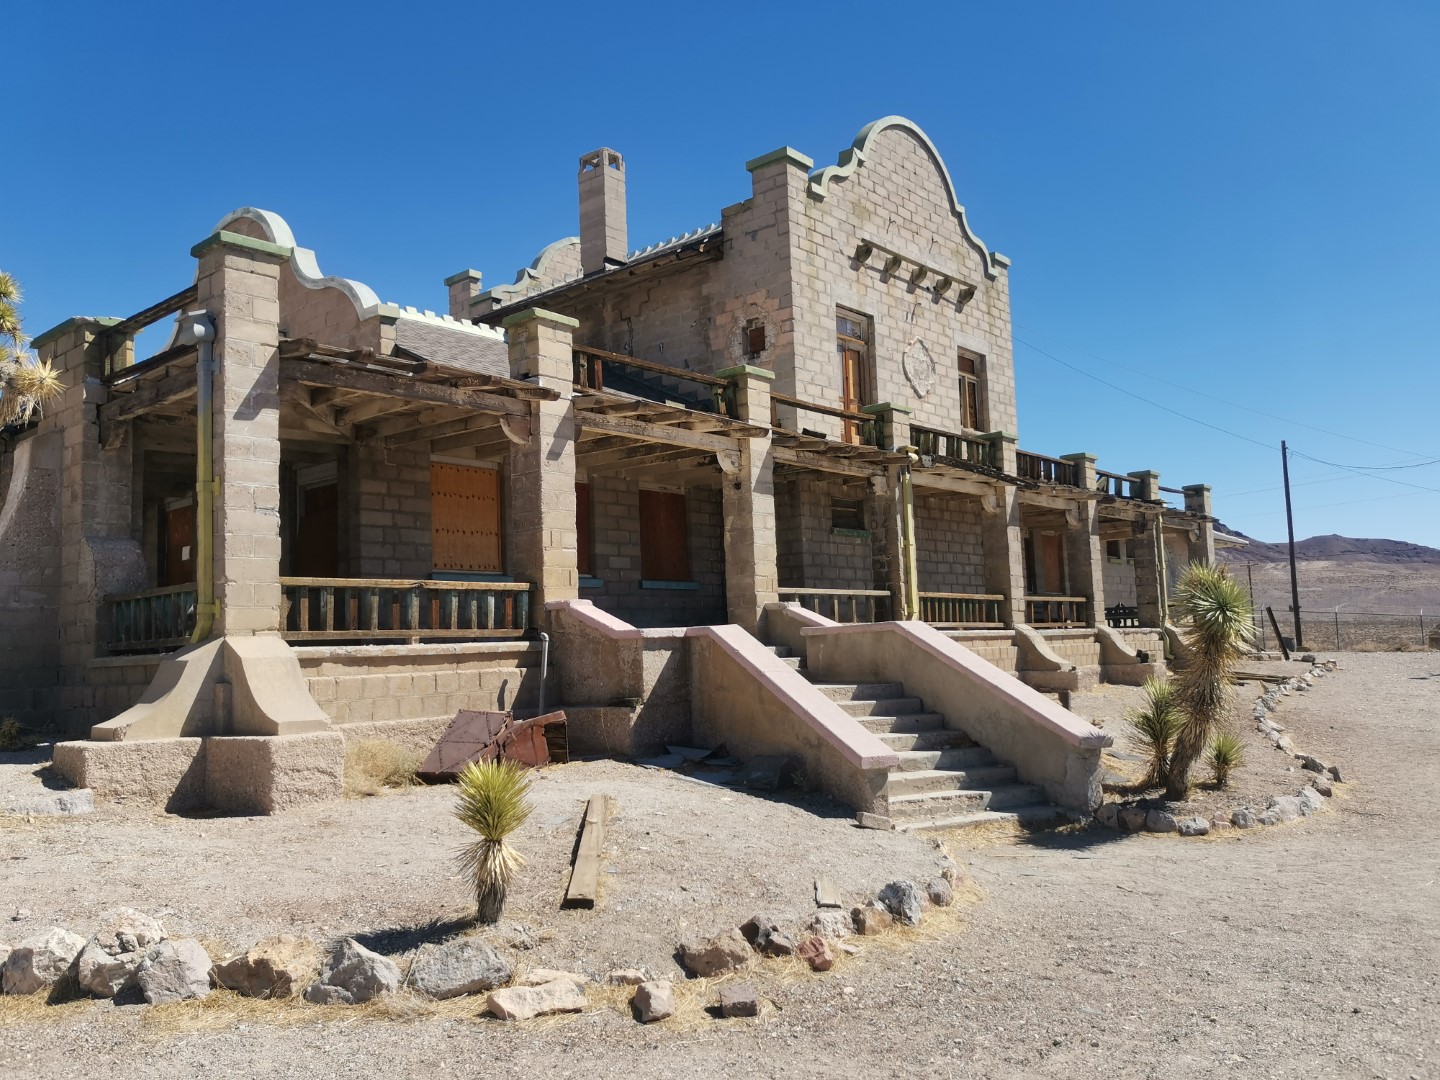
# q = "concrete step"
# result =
<box><xmin>891</xmin><ymin>745</ymin><xmax>997</xmax><ymax>772</ymax></box>
<box><xmin>877</xmin><ymin>729</ymin><xmax>978</xmax><ymax>752</ymax></box>
<box><xmin>768</xmin><ymin>645</ymin><xmax>793</xmax><ymax>658</ymax></box>
<box><xmin>887</xmin><ymin>782</ymin><xmax>1048</xmax><ymax>819</ymax></box>
<box><xmin>894</xmin><ymin>804</ymin><xmax>1073</xmax><ymax>834</ymax></box>
<box><xmin>885</xmin><ymin>765</ymin><xmax>1018</xmax><ymax>797</ymax></box>
<box><xmin>857</xmin><ymin>713</ymin><xmax>947</xmax><ymax>735</ymax></box>
<box><xmin>810</xmin><ymin>682</ymin><xmax>905</xmax><ymax>702</ymax></box>
<box><xmin>836</xmin><ymin>697</ymin><xmax>925</xmax><ymax>718</ymax></box>
<box><xmin>781</xmin><ymin>656</ymin><xmax>804</xmax><ymax>671</ymax></box>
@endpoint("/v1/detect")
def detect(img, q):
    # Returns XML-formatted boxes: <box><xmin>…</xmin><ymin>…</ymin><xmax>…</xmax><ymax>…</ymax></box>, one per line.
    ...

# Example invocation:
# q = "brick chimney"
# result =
<box><xmin>578</xmin><ymin>148</ymin><xmax>628</xmax><ymax>275</ymax></box>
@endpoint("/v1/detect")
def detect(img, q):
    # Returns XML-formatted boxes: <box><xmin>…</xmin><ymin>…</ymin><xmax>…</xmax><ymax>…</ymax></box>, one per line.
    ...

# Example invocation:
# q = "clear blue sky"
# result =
<box><xmin>6</xmin><ymin>1</ymin><xmax>1438</xmax><ymax>546</ymax></box>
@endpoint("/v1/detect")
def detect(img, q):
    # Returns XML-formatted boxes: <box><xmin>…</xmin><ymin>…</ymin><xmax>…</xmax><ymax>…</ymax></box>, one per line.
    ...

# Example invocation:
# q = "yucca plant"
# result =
<box><xmin>1165</xmin><ymin>562</ymin><xmax>1256</xmax><ymax>799</ymax></box>
<box><xmin>0</xmin><ymin>271</ymin><xmax>65</xmax><ymax>428</ymax></box>
<box><xmin>1206</xmin><ymin>731</ymin><xmax>1245</xmax><ymax>788</ymax></box>
<box><xmin>1125</xmin><ymin>677</ymin><xmax>1183</xmax><ymax>789</ymax></box>
<box><xmin>455</xmin><ymin>759</ymin><xmax>533</xmax><ymax>924</ymax></box>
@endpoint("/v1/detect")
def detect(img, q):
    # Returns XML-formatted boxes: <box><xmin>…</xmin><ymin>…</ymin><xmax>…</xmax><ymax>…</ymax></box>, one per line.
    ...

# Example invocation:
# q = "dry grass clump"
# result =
<box><xmin>0</xmin><ymin>716</ymin><xmax>32</xmax><ymax>751</ymax></box>
<box><xmin>1352</xmin><ymin>640</ymin><xmax>1432</xmax><ymax>653</ymax></box>
<box><xmin>344</xmin><ymin>740</ymin><xmax>422</xmax><ymax>797</ymax></box>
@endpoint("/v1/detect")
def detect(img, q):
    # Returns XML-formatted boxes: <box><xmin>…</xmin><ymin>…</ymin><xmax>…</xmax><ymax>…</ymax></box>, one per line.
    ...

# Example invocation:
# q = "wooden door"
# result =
<box><xmin>840</xmin><ymin>346</ymin><xmax>864</xmax><ymax>444</ymax></box>
<box><xmin>162</xmin><ymin>502</ymin><xmax>195</xmax><ymax>586</ymax></box>
<box><xmin>294</xmin><ymin>482</ymin><xmax>339</xmax><ymax>577</ymax></box>
<box><xmin>1040</xmin><ymin>533</ymin><xmax>1066</xmax><ymax>594</ymax></box>
<box><xmin>638</xmin><ymin>489</ymin><xmax>690</xmax><ymax>581</ymax></box>
<box><xmin>431</xmin><ymin>463</ymin><xmax>503</xmax><ymax>573</ymax></box>
<box><xmin>576</xmin><ymin>482</ymin><xmax>594</xmax><ymax>577</ymax></box>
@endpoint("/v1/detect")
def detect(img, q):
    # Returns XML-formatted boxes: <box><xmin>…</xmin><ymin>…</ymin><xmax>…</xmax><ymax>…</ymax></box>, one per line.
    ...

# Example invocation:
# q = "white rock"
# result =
<box><xmin>138</xmin><ymin>939</ymin><xmax>213</xmax><ymax>1005</ymax></box>
<box><xmin>632</xmin><ymin>979</ymin><xmax>674</xmax><ymax>1022</ymax></box>
<box><xmin>2</xmin><ymin>927</ymin><xmax>86</xmax><ymax>995</ymax></box>
<box><xmin>76</xmin><ymin>908</ymin><xmax>167</xmax><ymax>998</ymax></box>
<box><xmin>516</xmin><ymin>968</ymin><xmax>589</xmax><ymax>988</ymax></box>
<box><xmin>408</xmin><ymin>939</ymin><xmax>511</xmax><ymax>1000</ymax></box>
<box><xmin>487</xmin><ymin>979</ymin><xmax>586</xmax><ymax>1021</ymax></box>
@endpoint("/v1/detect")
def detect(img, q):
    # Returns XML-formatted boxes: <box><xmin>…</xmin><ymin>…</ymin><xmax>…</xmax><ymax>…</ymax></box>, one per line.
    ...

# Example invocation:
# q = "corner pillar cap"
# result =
<box><xmin>745</xmin><ymin>146</ymin><xmax>815</xmax><ymax>173</ymax></box>
<box><xmin>444</xmin><ymin>269</ymin><xmax>483</xmax><ymax>286</ymax></box>
<box><xmin>30</xmin><ymin>316</ymin><xmax>123</xmax><ymax>350</ymax></box>
<box><xmin>984</xmin><ymin>430</ymin><xmax>1018</xmax><ymax>444</ymax></box>
<box><xmin>1060</xmin><ymin>452</ymin><xmax>1098</xmax><ymax>464</ymax></box>
<box><xmin>1128</xmin><ymin>469</ymin><xmax>1161</xmax><ymax>480</ymax></box>
<box><xmin>190</xmin><ymin>230</ymin><xmax>292</xmax><ymax>261</ymax></box>
<box><xmin>1181</xmin><ymin>483</ymin><xmax>1212</xmax><ymax>494</ymax></box>
<box><xmin>715</xmin><ymin>364</ymin><xmax>776</xmax><ymax>381</ymax></box>
<box><xmin>500</xmin><ymin>308</ymin><xmax>579</xmax><ymax>330</ymax></box>
<box><xmin>860</xmin><ymin>402</ymin><xmax>911</xmax><ymax>416</ymax></box>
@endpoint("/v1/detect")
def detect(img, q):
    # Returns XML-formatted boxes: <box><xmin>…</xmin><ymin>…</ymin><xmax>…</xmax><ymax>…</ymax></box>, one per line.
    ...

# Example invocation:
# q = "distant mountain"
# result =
<box><xmin>1215</xmin><ymin>526</ymin><xmax>1440</xmax><ymax>567</ymax></box>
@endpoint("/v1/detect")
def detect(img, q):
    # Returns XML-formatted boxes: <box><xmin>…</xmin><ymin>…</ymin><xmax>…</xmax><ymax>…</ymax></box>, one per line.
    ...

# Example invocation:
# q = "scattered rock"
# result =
<box><xmin>1298</xmin><ymin>754</ymin><xmax>1327</xmax><ymax>773</ymax></box>
<box><xmin>1</xmin><ymin>927</ymin><xmax>86</xmax><ymax>995</ymax></box>
<box><xmin>1178</xmin><ymin>816</ymin><xmax>1210</xmax><ymax>837</ymax></box>
<box><xmin>1267</xmin><ymin>795</ymin><xmax>1303</xmax><ymax>823</ymax></box>
<box><xmin>487</xmin><ymin>979</ymin><xmax>586</xmax><ymax>1021</ymax></box>
<box><xmin>677</xmin><ymin>929</ymin><xmax>752</xmax><ymax>977</ymax></box>
<box><xmin>719</xmin><ymin>982</ymin><xmax>760</xmax><ymax>1018</ymax></box>
<box><xmin>1210</xmin><ymin>818</ymin><xmax>1233</xmax><ymax>832</ymax></box>
<box><xmin>1299</xmin><ymin>787</ymin><xmax>1325</xmax><ymax>815</ymax></box>
<box><xmin>940</xmin><ymin>860</ymin><xmax>959</xmax><ymax>885</ymax></box>
<box><xmin>516</xmin><ymin>968</ymin><xmax>588</xmax><ymax>988</ymax></box>
<box><xmin>739</xmin><ymin>914</ymin><xmax>779</xmax><ymax>950</ymax></box>
<box><xmin>137</xmin><ymin>939</ymin><xmax>213</xmax><ymax>1005</ymax></box>
<box><xmin>213</xmin><ymin>935</ymin><xmax>320</xmax><ymax>999</ymax></box>
<box><xmin>926</xmin><ymin>879</ymin><xmax>954</xmax><ymax>908</ymax></box>
<box><xmin>1118</xmin><ymin>807</ymin><xmax>1147</xmax><ymax>832</ymax></box>
<box><xmin>837</xmin><ymin>942</ymin><xmax>860</xmax><ymax>955</ymax></box>
<box><xmin>807</xmin><ymin>910</ymin><xmax>852</xmax><ymax>940</ymax></box>
<box><xmin>1257</xmin><ymin>810</ymin><xmax>1283</xmax><ymax>826</ymax></box>
<box><xmin>1094</xmin><ymin>803</ymin><xmax>1119</xmax><ymax>829</ymax></box>
<box><xmin>408</xmin><ymin>939</ymin><xmax>511</xmax><ymax>1000</ymax></box>
<box><xmin>763</xmin><ymin>932</ymin><xmax>796</xmax><ymax>957</ymax></box>
<box><xmin>3</xmin><ymin>790</ymin><xmax>94</xmax><ymax>817</ymax></box>
<box><xmin>76</xmin><ymin>907</ymin><xmax>167</xmax><ymax>998</ymax></box>
<box><xmin>795</xmin><ymin>936</ymin><xmax>835</xmax><ymax>972</ymax></box>
<box><xmin>851</xmin><ymin>903</ymin><xmax>893</xmax><ymax>936</ymax></box>
<box><xmin>302</xmin><ymin>983</ymin><xmax>351</xmax><ymax>1006</ymax></box>
<box><xmin>1299</xmin><ymin>653</ymin><xmax>1316</xmax><ymax>664</ymax></box>
<box><xmin>877</xmin><ymin>881</ymin><xmax>924</xmax><ymax>926</ymax></box>
<box><xmin>1231</xmin><ymin>808</ymin><xmax>1258</xmax><ymax>829</ymax></box>
<box><xmin>854</xmin><ymin>811</ymin><xmax>892</xmax><ymax>831</ymax></box>
<box><xmin>305</xmin><ymin>939</ymin><xmax>400</xmax><ymax>1005</ymax></box>
<box><xmin>1328</xmin><ymin>764</ymin><xmax>1345</xmax><ymax>783</ymax></box>
<box><xmin>631</xmin><ymin>980</ymin><xmax>674</xmax><ymax>1023</ymax></box>
<box><xmin>1145</xmin><ymin>809</ymin><xmax>1178</xmax><ymax>833</ymax></box>
<box><xmin>607</xmin><ymin>968</ymin><xmax>648</xmax><ymax>986</ymax></box>
<box><xmin>1275</xmin><ymin>735</ymin><xmax>1295</xmax><ymax>754</ymax></box>
<box><xmin>1311</xmin><ymin>776</ymin><xmax>1334</xmax><ymax>797</ymax></box>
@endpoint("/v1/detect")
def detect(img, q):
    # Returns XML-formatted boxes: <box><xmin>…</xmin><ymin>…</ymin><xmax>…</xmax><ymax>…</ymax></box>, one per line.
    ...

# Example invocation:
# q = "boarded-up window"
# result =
<box><xmin>639</xmin><ymin>489</ymin><xmax>690</xmax><ymax>581</ymax></box>
<box><xmin>1024</xmin><ymin>531</ymin><xmax>1067</xmax><ymax>595</ymax></box>
<box><xmin>576</xmin><ymin>482</ymin><xmax>594</xmax><ymax>577</ymax></box>
<box><xmin>431</xmin><ymin>462</ymin><xmax>502</xmax><ymax>573</ymax></box>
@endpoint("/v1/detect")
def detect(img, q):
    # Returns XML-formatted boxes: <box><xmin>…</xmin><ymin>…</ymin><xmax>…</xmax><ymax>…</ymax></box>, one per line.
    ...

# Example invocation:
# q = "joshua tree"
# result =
<box><xmin>455</xmin><ymin>759</ymin><xmax>533</xmax><ymax>923</ymax></box>
<box><xmin>1165</xmin><ymin>562</ymin><xmax>1256</xmax><ymax>799</ymax></box>
<box><xmin>1206</xmin><ymin>732</ymin><xmax>1246</xmax><ymax>788</ymax></box>
<box><xmin>1125</xmin><ymin>676</ymin><xmax>1183</xmax><ymax>790</ymax></box>
<box><xmin>0</xmin><ymin>271</ymin><xmax>64</xmax><ymax>427</ymax></box>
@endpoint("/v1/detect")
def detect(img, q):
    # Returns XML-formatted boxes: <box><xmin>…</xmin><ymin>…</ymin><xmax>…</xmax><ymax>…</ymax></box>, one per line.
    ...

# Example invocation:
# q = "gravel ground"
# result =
<box><xmin>3</xmin><ymin>651</ymin><xmax>1438</xmax><ymax>1079</ymax></box>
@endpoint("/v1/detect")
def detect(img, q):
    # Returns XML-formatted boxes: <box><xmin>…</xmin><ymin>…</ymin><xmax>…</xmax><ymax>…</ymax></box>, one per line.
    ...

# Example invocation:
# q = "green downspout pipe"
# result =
<box><xmin>1155</xmin><ymin>509</ymin><xmax>1170</xmax><ymax>627</ymax></box>
<box><xmin>176</xmin><ymin>312</ymin><xmax>218</xmax><ymax>643</ymax></box>
<box><xmin>900</xmin><ymin>453</ymin><xmax>920</xmax><ymax>621</ymax></box>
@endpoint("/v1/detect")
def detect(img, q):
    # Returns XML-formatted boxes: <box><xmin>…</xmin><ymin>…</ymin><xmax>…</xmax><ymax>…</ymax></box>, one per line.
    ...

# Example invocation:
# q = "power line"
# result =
<box><xmin>1014</xmin><ymin>337</ymin><xmax>1277</xmax><ymax>451</ymax></box>
<box><xmin>1013</xmin><ymin>322</ymin><xmax>1434</xmax><ymax>462</ymax></box>
<box><xmin>1241</xmin><ymin>489</ymin><xmax>1419</xmax><ymax>517</ymax></box>
<box><xmin>1290</xmin><ymin>449</ymin><xmax>1440</xmax><ymax>496</ymax></box>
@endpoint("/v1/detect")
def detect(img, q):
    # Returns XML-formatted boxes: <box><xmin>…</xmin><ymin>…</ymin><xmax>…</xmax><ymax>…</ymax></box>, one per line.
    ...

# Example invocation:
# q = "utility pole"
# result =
<box><xmin>1246</xmin><ymin>561</ymin><xmax>1259</xmax><ymax>647</ymax></box>
<box><xmin>1281</xmin><ymin>440</ymin><xmax>1304</xmax><ymax>650</ymax></box>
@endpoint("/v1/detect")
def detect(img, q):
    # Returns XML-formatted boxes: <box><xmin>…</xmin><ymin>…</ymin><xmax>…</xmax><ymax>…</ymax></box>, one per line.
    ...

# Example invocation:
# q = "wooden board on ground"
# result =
<box><xmin>564</xmin><ymin>794</ymin><xmax>609</xmax><ymax>908</ymax></box>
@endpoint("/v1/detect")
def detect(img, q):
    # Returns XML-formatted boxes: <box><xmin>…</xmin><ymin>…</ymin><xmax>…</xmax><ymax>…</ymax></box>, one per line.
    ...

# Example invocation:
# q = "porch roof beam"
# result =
<box><xmin>577</xmin><ymin>410</ymin><xmax>750</xmax><ymax>452</ymax></box>
<box><xmin>379</xmin><ymin>414</ymin><xmax>499</xmax><ymax>448</ymax></box>
<box><xmin>1018</xmin><ymin>490</ymin><xmax>1099</xmax><ymax>511</ymax></box>
<box><xmin>773</xmin><ymin>446</ymin><xmax>885</xmax><ymax>479</ymax></box>
<box><xmin>581</xmin><ymin>444</ymin><xmax>709</xmax><ymax>474</ymax></box>
<box><xmin>909</xmin><ymin>471</ymin><xmax>999</xmax><ymax>498</ymax></box>
<box><xmin>279</xmin><ymin>358</ymin><xmax>529</xmax><ymax>418</ymax></box>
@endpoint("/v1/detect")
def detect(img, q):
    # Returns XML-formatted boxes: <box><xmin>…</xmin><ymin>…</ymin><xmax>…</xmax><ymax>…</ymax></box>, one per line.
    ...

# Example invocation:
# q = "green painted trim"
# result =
<box><xmin>31</xmin><ymin>316</ymin><xmax>123</xmax><ymax>350</ymax></box>
<box><xmin>714</xmin><ymin>364</ymin><xmax>776</xmax><ymax>381</ymax></box>
<box><xmin>500</xmin><ymin>308</ymin><xmax>580</xmax><ymax>330</ymax></box>
<box><xmin>860</xmin><ymin>402</ymin><xmax>911</xmax><ymax>416</ymax></box>
<box><xmin>745</xmin><ymin>146</ymin><xmax>814</xmax><ymax>173</ymax></box>
<box><xmin>444</xmin><ymin>269</ymin><xmax>483</xmax><ymax>286</ymax></box>
<box><xmin>984</xmin><ymin>430</ymin><xmax>1018</xmax><ymax>443</ymax></box>
<box><xmin>639</xmin><ymin>579</ymin><xmax>700</xmax><ymax>591</ymax></box>
<box><xmin>190</xmin><ymin>230</ymin><xmax>292</xmax><ymax>260</ymax></box>
<box><xmin>992</xmin><ymin>252</ymin><xmax>1013</xmax><ymax>268</ymax></box>
<box><xmin>579</xmin><ymin>575</ymin><xmax>605</xmax><ymax>590</ymax></box>
<box><xmin>1060</xmin><ymin>452</ymin><xmax>1098</xmax><ymax>464</ymax></box>
<box><xmin>830</xmin><ymin>527</ymin><xmax>872</xmax><ymax>540</ymax></box>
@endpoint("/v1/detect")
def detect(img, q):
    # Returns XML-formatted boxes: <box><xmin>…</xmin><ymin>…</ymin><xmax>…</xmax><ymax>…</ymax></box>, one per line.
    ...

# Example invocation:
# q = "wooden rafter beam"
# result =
<box><xmin>577</xmin><ymin>411</ymin><xmax>744</xmax><ymax>452</ymax></box>
<box><xmin>385</xmin><ymin>414</ymin><xmax>501</xmax><ymax>449</ymax></box>
<box><xmin>279</xmin><ymin>358</ymin><xmax>528</xmax><ymax>418</ymax></box>
<box><xmin>582</xmin><ymin>445</ymin><xmax>708</xmax><ymax>474</ymax></box>
<box><xmin>773</xmin><ymin>446</ymin><xmax>885</xmax><ymax>479</ymax></box>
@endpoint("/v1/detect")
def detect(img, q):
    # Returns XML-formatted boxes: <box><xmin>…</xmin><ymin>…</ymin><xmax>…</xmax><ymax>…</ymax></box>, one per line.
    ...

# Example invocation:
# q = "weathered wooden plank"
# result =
<box><xmin>564</xmin><ymin>794</ymin><xmax>609</xmax><ymax>908</ymax></box>
<box><xmin>279</xmin><ymin>358</ymin><xmax>529</xmax><ymax>417</ymax></box>
<box><xmin>578</xmin><ymin>411</ymin><xmax>744</xmax><ymax>452</ymax></box>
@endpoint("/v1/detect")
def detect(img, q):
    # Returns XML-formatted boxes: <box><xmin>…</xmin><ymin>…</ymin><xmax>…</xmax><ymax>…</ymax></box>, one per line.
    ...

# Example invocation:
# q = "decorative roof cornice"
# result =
<box><xmin>477</xmin><ymin>236</ymin><xmax>581</xmax><ymax>308</ymax></box>
<box><xmin>807</xmin><ymin>116</ymin><xmax>1002</xmax><ymax>280</ymax></box>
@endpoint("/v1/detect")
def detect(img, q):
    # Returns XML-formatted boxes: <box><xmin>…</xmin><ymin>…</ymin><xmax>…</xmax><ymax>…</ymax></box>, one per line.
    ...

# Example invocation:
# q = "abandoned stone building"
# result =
<box><xmin>0</xmin><ymin>116</ymin><xmax>1223</xmax><ymax>829</ymax></box>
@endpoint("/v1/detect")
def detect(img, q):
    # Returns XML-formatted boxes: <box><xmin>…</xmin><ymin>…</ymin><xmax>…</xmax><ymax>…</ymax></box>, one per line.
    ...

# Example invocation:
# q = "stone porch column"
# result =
<box><xmin>32</xmin><ymin>317</ymin><xmax>144</xmax><ymax>731</ymax></box>
<box><xmin>861</xmin><ymin>405</ymin><xmax>912</xmax><ymax>620</ymax></box>
<box><xmin>1183</xmin><ymin>484</ymin><xmax>1216</xmax><ymax>565</ymax></box>
<box><xmin>1128</xmin><ymin>469</ymin><xmax>1161</xmax><ymax>502</ymax></box>
<box><xmin>1132</xmin><ymin>518</ymin><xmax>1165</xmax><ymax>627</ymax></box>
<box><xmin>192</xmin><ymin>231</ymin><xmax>289</xmax><ymax>636</ymax></box>
<box><xmin>1062</xmin><ymin>452</ymin><xmax>1097</xmax><ymax>493</ymax></box>
<box><xmin>981</xmin><ymin>486</ymin><xmax>1026</xmax><ymax>627</ymax></box>
<box><xmin>1065</xmin><ymin>501</ymin><xmax>1105</xmax><ymax>627</ymax></box>
<box><xmin>985</xmin><ymin>430</ymin><xmax>1018</xmax><ymax>475</ymax></box>
<box><xmin>717</xmin><ymin>364</ymin><xmax>778</xmax><ymax>634</ymax></box>
<box><xmin>504</xmin><ymin>309</ymin><xmax>579</xmax><ymax>620</ymax></box>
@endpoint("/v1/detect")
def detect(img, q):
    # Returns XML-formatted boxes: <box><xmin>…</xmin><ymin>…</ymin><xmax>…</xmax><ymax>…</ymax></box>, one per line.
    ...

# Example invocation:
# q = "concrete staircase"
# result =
<box><xmin>767</xmin><ymin>645</ymin><xmax>1066</xmax><ymax>832</ymax></box>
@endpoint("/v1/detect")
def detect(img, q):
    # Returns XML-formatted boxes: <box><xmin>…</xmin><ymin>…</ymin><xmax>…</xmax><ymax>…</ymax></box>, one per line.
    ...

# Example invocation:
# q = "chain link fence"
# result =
<box><xmin>1253</xmin><ymin>610</ymin><xmax>1436</xmax><ymax>652</ymax></box>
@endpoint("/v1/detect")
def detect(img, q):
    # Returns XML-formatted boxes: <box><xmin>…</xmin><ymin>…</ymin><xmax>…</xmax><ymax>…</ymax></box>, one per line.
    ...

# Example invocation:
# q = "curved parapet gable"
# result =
<box><xmin>808</xmin><ymin>116</ymin><xmax>1003</xmax><ymax>280</ymax></box>
<box><xmin>214</xmin><ymin>207</ymin><xmax>384</xmax><ymax>317</ymax></box>
<box><xmin>479</xmin><ymin>236</ymin><xmax>583</xmax><ymax>308</ymax></box>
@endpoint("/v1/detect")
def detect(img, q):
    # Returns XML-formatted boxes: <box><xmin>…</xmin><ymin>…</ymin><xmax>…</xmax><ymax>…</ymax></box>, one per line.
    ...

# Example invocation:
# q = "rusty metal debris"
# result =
<box><xmin>417</xmin><ymin>710</ymin><xmax>568</xmax><ymax>780</ymax></box>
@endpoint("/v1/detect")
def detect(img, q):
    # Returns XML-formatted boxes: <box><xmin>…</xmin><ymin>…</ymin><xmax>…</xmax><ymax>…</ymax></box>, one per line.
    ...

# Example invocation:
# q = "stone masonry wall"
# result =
<box><xmin>914</xmin><ymin>494</ymin><xmax>986</xmax><ymax>594</ymax></box>
<box><xmin>1040</xmin><ymin>630</ymin><xmax>1103</xmax><ymax>667</ymax></box>
<box><xmin>0</xmin><ymin>430</ymin><xmax>63</xmax><ymax>726</ymax></box>
<box><xmin>774</xmin><ymin>475</ymin><xmax>881</xmax><ymax>594</ymax></box>
<box><xmin>349</xmin><ymin>445</ymin><xmax>431</xmax><ymax>578</ymax></box>
<box><xmin>1102</xmin><ymin>555</ymin><xmax>1139</xmax><ymax>607</ymax></box>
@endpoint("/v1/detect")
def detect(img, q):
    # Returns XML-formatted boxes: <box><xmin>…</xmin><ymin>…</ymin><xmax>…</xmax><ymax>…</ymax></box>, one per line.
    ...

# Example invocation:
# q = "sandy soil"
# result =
<box><xmin>3</xmin><ymin>652</ymin><xmax>1438</xmax><ymax>1079</ymax></box>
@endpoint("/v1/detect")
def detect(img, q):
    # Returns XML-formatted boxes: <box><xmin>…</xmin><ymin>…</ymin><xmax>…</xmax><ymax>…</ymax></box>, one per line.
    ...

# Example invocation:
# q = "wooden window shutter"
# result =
<box><xmin>639</xmin><ymin>489</ymin><xmax>691</xmax><ymax>581</ymax></box>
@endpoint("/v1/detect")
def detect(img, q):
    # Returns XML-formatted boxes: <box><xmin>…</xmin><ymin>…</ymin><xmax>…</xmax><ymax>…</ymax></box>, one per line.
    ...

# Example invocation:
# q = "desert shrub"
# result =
<box><xmin>1125</xmin><ymin>678</ymin><xmax>1182</xmax><ymax>789</ymax></box>
<box><xmin>1206</xmin><ymin>732</ymin><xmax>1246</xmax><ymax>787</ymax></box>
<box><xmin>455</xmin><ymin>759</ymin><xmax>533</xmax><ymax>924</ymax></box>
<box><xmin>0</xmin><ymin>717</ymin><xmax>32</xmax><ymax>752</ymax></box>
<box><xmin>344</xmin><ymin>740</ymin><xmax>421</xmax><ymax>797</ymax></box>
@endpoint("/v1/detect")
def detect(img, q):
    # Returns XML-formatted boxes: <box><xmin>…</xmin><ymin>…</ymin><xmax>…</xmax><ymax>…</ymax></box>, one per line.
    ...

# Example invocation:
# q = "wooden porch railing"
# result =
<box><xmin>281</xmin><ymin>578</ymin><xmax>532</xmax><ymax>642</ymax></box>
<box><xmin>105</xmin><ymin>584</ymin><xmax>198</xmax><ymax>653</ymax></box>
<box><xmin>918</xmin><ymin>592</ymin><xmax>1006</xmax><ymax>628</ymax></box>
<box><xmin>910</xmin><ymin>425</ymin><xmax>995</xmax><ymax>468</ymax></box>
<box><xmin>778</xmin><ymin>588</ymin><xmax>890</xmax><ymax>623</ymax></box>
<box><xmin>1016</xmin><ymin>450</ymin><xmax>1079</xmax><ymax>487</ymax></box>
<box><xmin>770</xmin><ymin>394</ymin><xmax>879</xmax><ymax>447</ymax></box>
<box><xmin>572</xmin><ymin>345</ymin><xmax>732</xmax><ymax>416</ymax></box>
<box><xmin>1095</xmin><ymin>470</ymin><xmax>1141</xmax><ymax>499</ymax></box>
<box><xmin>1024</xmin><ymin>595</ymin><xmax>1089</xmax><ymax>628</ymax></box>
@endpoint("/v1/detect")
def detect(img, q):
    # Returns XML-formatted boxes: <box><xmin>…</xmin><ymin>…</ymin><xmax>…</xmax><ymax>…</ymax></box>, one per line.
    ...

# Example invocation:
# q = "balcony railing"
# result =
<box><xmin>106</xmin><ymin>584</ymin><xmax>198</xmax><ymax>654</ymax></box>
<box><xmin>910</xmin><ymin>425</ymin><xmax>995</xmax><ymax>468</ymax></box>
<box><xmin>1016</xmin><ymin>451</ymin><xmax>1079</xmax><ymax>487</ymax></box>
<box><xmin>918</xmin><ymin>592</ymin><xmax>1006</xmax><ymax>628</ymax></box>
<box><xmin>1024</xmin><ymin>595</ymin><xmax>1089</xmax><ymax>628</ymax></box>
<box><xmin>770</xmin><ymin>395</ymin><xmax>879</xmax><ymax>447</ymax></box>
<box><xmin>778</xmin><ymin>588</ymin><xmax>890</xmax><ymax>623</ymax></box>
<box><xmin>572</xmin><ymin>345</ymin><xmax>732</xmax><ymax>416</ymax></box>
<box><xmin>281</xmin><ymin>578</ymin><xmax>532</xmax><ymax>643</ymax></box>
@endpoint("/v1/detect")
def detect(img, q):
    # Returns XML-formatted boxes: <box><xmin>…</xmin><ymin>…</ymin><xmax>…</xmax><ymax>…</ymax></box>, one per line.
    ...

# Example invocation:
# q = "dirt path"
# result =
<box><xmin>2</xmin><ymin>653</ymin><xmax>1437</xmax><ymax>1078</ymax></box>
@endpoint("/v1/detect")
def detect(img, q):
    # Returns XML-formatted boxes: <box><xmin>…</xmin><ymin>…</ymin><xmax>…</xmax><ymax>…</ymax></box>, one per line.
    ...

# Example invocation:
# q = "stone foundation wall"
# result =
<box><xmin>84</xmin><ymin>656</ymin><xmax>165</xmax><ymax>729</ymax></box>
<box><xmin>949</xmin><ymin>631</ymin><xmax>1019</xmax><ymax>673</ymax></box>
<box><xmin>0</xmin><ymin>430</ymin><xmax>63</xmax><ymax>728</ymax></box>
<box><xmin>1116</xmin><ymin>629</ymin><xmax>1165</xmax><ymax>659</ymax></box>
<box><xmin>1038</xmin><ymin>630</ymin><xmax>1102</xmax><ymax>667</ymax></box>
